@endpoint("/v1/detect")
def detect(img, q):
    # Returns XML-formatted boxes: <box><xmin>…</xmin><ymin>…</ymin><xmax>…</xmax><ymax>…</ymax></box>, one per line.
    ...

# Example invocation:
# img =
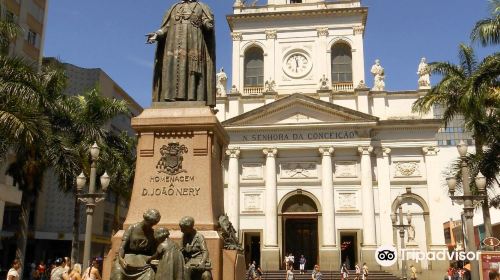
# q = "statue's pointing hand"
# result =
<box><xmin>146</xmin><ymin>32</ymin><xmax>158</xmax><ymax>44</ymax></box>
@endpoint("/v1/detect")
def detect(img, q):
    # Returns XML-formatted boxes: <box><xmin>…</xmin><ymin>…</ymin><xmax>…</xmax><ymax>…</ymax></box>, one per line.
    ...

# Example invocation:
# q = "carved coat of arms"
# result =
<box><xmin>156</xmin><ymin>143</ymin><xmax>188</xmax><ymax>175</ymax></box>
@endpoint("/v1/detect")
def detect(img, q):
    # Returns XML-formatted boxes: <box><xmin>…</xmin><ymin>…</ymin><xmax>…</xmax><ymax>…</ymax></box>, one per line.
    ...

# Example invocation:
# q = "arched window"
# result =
<box><xmin>244</xmin><ymin>46</ymin><xmax>264</xmax><ymax>87</ymax></box>
<box><xmin>331</xmin><ymin>43</ymin><xmax>352</xmax><ymax>83</ymax></box>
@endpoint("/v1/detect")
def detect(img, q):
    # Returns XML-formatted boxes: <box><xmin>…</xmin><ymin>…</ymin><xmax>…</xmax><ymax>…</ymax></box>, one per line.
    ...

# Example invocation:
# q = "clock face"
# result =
<box><xmin>283</xmin><ymin>51</ymin><xmax>312</xmax><ymax>78</ymax></box>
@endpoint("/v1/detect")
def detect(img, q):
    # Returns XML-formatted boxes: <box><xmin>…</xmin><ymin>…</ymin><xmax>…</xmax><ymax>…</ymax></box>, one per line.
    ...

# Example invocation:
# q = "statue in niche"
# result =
<box><xmin>110</xmin><ymin>209</ymin><xmax>161</xmax><ymax>280</ymax></box>
<box><xmin>179</xmin><ymin>216</ymin><xmax>212</xmax><ymax>280</ymax></box>
<box><xmin>147</xmin><ymin>0</ymin><xmax>216</xmax><ymax>107</ymax></box>
<box><xmin>370</xmin><ymin>59</ymin><xmax>385</xmax><ymax>91</ymax></box>
<box><xmin>417</xmin><ymin>57</ymin><xmax>431</xmax><ymax>89</ymax></box>
<box><xmin>407</xmin><ymin>222</ymin><xmax>416</xmax><ymax>243</ymax></box>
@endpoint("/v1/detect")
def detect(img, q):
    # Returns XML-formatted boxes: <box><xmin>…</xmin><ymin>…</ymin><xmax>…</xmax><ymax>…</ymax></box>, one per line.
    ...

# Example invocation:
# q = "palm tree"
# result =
<box><xmin>0</xmin><ymin>56</ymin><xmax>79</xmax><ymax>277</ymax></box>
<box><xmin>412</xmin><ymin>44</ymin><xmax>500</xmax><ymax>238</ymax></box>
<box><xmin>471</xmin><ymin>0</ymin><xmax>500</xmax><ymax>46</ymax></box>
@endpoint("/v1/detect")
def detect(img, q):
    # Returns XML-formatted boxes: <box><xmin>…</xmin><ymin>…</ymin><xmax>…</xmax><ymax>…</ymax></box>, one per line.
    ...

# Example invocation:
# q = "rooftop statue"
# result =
<box><xmin>371</xmin><ymin>59</ymin><xmax>385</xmax><ymax>91</ymax></box>
<box><xmin>417</xmin><ymin>57</ymin><xmax>431</xmax><ymax>89</ymax></box>
<box><xmin>147</xmin><ymin>0</ymin><xmax>216</xmax><ymax>107</ymax></box>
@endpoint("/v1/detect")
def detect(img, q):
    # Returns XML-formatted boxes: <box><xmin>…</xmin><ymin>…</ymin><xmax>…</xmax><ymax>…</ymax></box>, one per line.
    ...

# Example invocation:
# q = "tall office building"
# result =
<box><xmin>0</xmin><ymin>0</ymin><xmax>48</xmax><ymax>67</ymax></box>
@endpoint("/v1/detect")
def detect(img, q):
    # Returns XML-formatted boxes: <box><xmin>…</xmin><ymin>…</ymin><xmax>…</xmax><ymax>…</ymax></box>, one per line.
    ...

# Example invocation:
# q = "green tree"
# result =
<box><xmin>412</xmin><ymin>44</ymin><xmax>500</xmax><ymax>238</ymax></box>
<box><xmin>0</xmin><ymin>56</ymin><xmax>79</xmax><ymax>276</ymax></box>
<box><xmin>471</xmin><ymin>0</ymin><xmax>500</xmax><ymax>46</ymax></box>
<box><xmin>61</xmin><ymin>88</ymin><xmax>131</xmax><ymax>264</ymax></box>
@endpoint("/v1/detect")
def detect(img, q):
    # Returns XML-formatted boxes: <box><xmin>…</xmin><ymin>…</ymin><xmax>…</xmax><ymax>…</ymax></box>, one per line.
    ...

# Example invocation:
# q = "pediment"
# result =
<box><xmin>222</xmin><ymin>93</ymin><xmax>378</xmax><ymax>126</ymax></box>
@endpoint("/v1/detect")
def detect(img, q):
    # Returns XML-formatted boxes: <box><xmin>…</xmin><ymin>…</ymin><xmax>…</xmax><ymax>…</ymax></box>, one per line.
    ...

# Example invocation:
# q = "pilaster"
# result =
<box><xmin>226</xmin><ymin>147</ymin><xmax>241</xmax><ymax>232</ymax></box>
<box><xmin>375</xmin><ymin>147</ymin><xmax>392</xmax><ymax>246</ymax></box>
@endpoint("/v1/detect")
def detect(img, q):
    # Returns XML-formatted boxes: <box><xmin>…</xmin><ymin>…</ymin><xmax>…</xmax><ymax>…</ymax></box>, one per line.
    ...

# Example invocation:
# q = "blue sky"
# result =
<box><xmin>44</xmin><ymin>0</ymin><xmax>496</xmax><ymax>109</ymax></box>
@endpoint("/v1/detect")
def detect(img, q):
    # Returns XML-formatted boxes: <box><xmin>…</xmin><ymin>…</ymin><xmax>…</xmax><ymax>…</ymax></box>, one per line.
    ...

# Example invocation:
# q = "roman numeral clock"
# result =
<box><xmin>283</xmin><ymin>50</ymin><xmax>313</xmax><ymax>79</ymax></box>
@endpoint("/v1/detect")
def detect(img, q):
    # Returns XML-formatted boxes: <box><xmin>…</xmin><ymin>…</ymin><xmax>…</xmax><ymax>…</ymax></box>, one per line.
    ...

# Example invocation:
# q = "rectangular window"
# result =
<box><xmin>5</xmin><ymin>10</ymin><xmax>15</xmax><ymax>23</ymax></box>
<box><xmin>27</xmin><ymin>29</ymin><xmax>37</xmax><ymax>46</ymax></box>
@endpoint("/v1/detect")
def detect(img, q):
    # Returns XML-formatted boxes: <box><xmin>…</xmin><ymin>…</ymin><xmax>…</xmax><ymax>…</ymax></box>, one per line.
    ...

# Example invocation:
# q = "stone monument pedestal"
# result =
<box><xmin>103</xmin><ymin>103</ymin><xmax>244</xmax><ymax>280</ymax></box>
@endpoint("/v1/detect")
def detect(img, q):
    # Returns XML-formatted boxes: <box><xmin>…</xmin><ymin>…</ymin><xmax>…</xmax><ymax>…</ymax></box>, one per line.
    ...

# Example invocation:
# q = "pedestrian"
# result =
<box><xmin>30</xmin><ymin>262</ymin><xmax>37</xmax><ymax>280</ymax></box>
<box><xmin>63</xmin><ymin>258</ymin><xmax>71</xmax><ymax>274</ymax></box>
<box><xmin>284</xmin><ymin>254</ymin><xmax>290</xmax><ymax>270</ymax></box>
<box><xmin>38</xmin><ymin>261</ymin><xmax>47</xmax><ymax>280</ymax></box>
<box><xmin>362</xmin><ymin>263</ymin><xmax>368</xmax><ymax>280</ymax></box>
<box><xmin>50</xmin><ymin>259</ymin><xmax>68</xmax><ymax>280</ymax></box>
<box><xmin>489</xmin><ymin>270</ymin><xmax>500</xmax><ymax>280</ymax></box>
<box><xmin>341</xmin><ymin>263</ymin><xmax>349</xmax><ymax>280</ymax></box>
<box><xmin>286</xmin><ymin>266</ymin><xmax>295</xmax><ymax>280</ymax></box>
<box><xmin>354</xmin><ymin>263</ymin><xmax>360</xmax><ymax>280</ymax></box>
<box><xmin>288</xmin><ymin>253</ymin><xmax>295</xmax><ymax>270</ymax></box>
<box><xmin>82</xmin><ymin>259</ymin><xmax>101</xmax><ymax>280</ymax></box>
<box><xmin>410</xmin><ymin>264</ymin><xmax>417</xmax><ymax>280</ymax></box>
<box><xmin>345</xmin><ymin>256</ymin><xmax>351</xmax><ymax>270</ymax></box>
<box><xmin>447</xmin><ymin>265</ymin><xmax>454</xmax><ymax>280</ymax></box>
<box><xmin>6</xmin><ymin>259</ymin><xmax>21</xmax><ymax>280</ymax></box>
<box><xmin>312</xmin><ymin>265</ymin><xmax>322</xmax><ymax>280</ymax></box>
<box><xmin>255</xmin><ymin>265</ymin><xmax>263</xmax><ymax>280</ymax></box>
<box><xmin>68</xmin><ymin>264</ymin><xmax>82</xmax><ymax>280</ymax></box>
<box><xmin>247</xmin><ymin>261</ymin><xmax>256</xmax><ymax>280</ymax></box>
<box><xmin>299</xmin><ymin>255</ymin><xmax>306</xmax><ymax>274</ymax></box>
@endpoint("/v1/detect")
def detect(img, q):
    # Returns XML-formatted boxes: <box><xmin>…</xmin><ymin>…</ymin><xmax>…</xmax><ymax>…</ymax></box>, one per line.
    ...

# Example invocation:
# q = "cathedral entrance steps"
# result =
<box><xmin>258</xmin><ymin>270</ymin><xmax>399</xmax><ymax>280</ymax></box>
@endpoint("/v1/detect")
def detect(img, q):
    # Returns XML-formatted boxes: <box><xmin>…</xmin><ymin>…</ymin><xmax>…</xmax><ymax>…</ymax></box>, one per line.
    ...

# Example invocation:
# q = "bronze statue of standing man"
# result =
<box><xmin>147</xmin><ymin>0</ymin><xmax>216</xmax><ymax>107</ymax></box>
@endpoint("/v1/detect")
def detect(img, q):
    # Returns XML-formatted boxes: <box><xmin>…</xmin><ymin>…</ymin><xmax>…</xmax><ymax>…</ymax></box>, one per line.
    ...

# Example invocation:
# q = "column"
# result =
<box><xmin>358</xmin><ymin>146</ymin><xmax>376</xmax><ymax>245</ymax></box>
<box><xmin>226</xmin><ymin>147</ymin><xmax>241</xmax><ymax>232</ymax></box>
<box><xmin>422</xmin><ymin>146</ymin><xmax>445</xmax><ymax>246</ymax></box>
<box><xmin>263</xmin><ymin>148</ymin><xmax>278</xmax><ymax>247</ymax></box>
<box><xmin>319</xmin><ymin>147</ymin><xmax>335</xmax><ymax>246</ymax></box>
<box><xmin>376</xmin><ymin>147</ymin><xmax>392</xmax><ymax>246</ymax></box>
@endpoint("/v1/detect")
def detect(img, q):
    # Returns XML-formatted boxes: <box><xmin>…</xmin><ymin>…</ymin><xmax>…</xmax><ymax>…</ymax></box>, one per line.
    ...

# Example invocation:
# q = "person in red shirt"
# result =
<box><xmin>37</xmin><ymin>261</ymin><xmax>47</xmax><ymax>280</ymax></box>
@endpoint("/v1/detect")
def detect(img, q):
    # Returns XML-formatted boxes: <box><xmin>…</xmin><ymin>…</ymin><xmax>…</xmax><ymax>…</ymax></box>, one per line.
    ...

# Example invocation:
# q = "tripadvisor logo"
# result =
<box><xmin>375</xmin><ymin>245</ymin><xmax>481</xmax><ymax>266</ymax></box>
<box><xmin>375</xmin><ymin>245</ymin><xmax>398</xmax><ymax>267</ymax></box>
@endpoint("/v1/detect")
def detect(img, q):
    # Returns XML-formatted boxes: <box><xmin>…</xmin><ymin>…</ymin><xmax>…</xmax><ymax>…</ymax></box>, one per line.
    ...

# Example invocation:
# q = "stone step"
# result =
<box><xmin>257</xmin><ymin>270</ymin><xmax>399</xmax><ymax>280</ymax></box>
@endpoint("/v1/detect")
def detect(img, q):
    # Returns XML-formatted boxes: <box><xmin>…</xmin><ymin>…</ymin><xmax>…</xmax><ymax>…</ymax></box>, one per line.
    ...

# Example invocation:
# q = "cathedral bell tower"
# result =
<box><xmin>228</xmin><ymin>0</ymin><xmax>367</xmax><ymax>98</ymax></box>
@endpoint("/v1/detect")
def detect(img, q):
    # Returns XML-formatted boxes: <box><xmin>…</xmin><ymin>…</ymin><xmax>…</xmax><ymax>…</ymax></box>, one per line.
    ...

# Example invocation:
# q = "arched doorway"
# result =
<box><xmin>279</xmin><ymin>191</ymin><xmax>320</xmax><ymax>270</ymax></box>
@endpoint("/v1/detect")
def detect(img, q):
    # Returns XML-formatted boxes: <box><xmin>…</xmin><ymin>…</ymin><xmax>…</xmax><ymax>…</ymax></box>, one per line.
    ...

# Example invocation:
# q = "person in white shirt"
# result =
<box><xmin>7</xmin><ymin>259</ymin><xmax>21</xmax><ymax>280</ymax></box>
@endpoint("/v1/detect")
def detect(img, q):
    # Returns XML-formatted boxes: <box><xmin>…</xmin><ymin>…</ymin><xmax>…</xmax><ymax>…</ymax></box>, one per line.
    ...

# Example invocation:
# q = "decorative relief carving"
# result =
<box><xmin>231</xmin><ymin>32</ymin><xmax>242</xmax><ymax>41</ymax></box>
<box><xmin>338</xmin><ymin>193</ymin><xmax>357</xmax><ymax>209</ymax></box>
<box><xmin>242</xmin><ymin>163</ymin><xmax>263</xmax><ymax>180</ymax></box>
<box><xmin>317</xmin><ymin>27</ymin><xmax>329</xmax><ymax>37</ymax></box>
<box><xmin>265</xmin><ymin>30</ymin><xmax>277</xmax><ymax>39</ymax></box>
<box><xmin>243</xmin><ymin>193</ymin><xmax>262</xmax><ymax>211</ymax></box>
<box><xmin>422</xmin><ymin>146</ymin><xmax>440</xmax><ymax>156</ymax></box>
<box><xmin>353</xmin><ymin>26</ymin><xmax>365</xmax><ymax>35</ymax></box>
<box><xmin>280</xmin><ymin>162</ymin><xmax>317</xmax><ymax>179</ymax></box>
<box><xmin>334</xmin><ymin>161</ymin><xmax>358</xmax><ymax>178</ymax></box>
<box><xmin>394</xmin><ymin>161</ymin><xmax>421</xmax><ymax>177</ymax></box>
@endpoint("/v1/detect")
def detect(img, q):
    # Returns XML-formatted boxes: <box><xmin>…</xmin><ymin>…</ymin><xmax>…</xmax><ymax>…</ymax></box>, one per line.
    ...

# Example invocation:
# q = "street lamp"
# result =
<box><xmin>446</xmin><ymin>140</ymin><xmax>486</xmax><ymax>280</ymax></box>
<box><xmin>77</xmin><ymin>142</ymin><xmax>110</xmax><ymax>271</ymax></box>
<box><xmin>391</xmin><ymin>194</ymin><xmax>412</xmax><ymax>280</ymax></box>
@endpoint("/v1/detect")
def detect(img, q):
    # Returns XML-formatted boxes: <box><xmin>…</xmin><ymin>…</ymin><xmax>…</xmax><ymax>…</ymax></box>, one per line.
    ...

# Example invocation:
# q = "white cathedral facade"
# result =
<box><xmin>212</xmin><ymin>0</ymin><xmax>491</xmax><ymax>277</ymax></box>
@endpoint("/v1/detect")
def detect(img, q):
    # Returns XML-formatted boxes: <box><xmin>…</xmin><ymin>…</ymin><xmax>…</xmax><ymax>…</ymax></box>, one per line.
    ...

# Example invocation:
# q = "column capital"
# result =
<box><xmin>319</xmin><ymin>146</ymin><xmax>334</xmax><ymax>156</ymax></box>
<box><xmin>353</xmin><ymin>25</ymin><xmax>365</xmax><ymax>35</ymax></box>
<box><xmin>263</xmin><ymin>148</ymin><xmax>278</xmax><ymax>157</ymax></box>
<box><xmin>231</xmin><ymin>32</ymin><xmax>243</xmax><ymax>41</ymax></box>
<box><xmin>226</xmin><ymin>147</ymin><xmax>241</xmax><ymax>158</ymax></box>
<box><xmin>265</xmin><ymin>29</ymin><xmax>277</xmax><ymax>40</ymax></box>
<box><xmin>422</xmin><ymin>146</ymin><xmax>440</xmax><ymax>156</ymax></box>
<box><xmin>358</xmin><ymin>146</ymin><xmax>373</xmax><ymax>155</ymax></box>
<box><xmin>316</xmin><ymin>27</ymin><xmax>329</xmax><ymax>37</ymax></box>
<box><xmin>374</xmin><ymin>147</ymin><xmax>391</xmax><ymax>157</ymax></box>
